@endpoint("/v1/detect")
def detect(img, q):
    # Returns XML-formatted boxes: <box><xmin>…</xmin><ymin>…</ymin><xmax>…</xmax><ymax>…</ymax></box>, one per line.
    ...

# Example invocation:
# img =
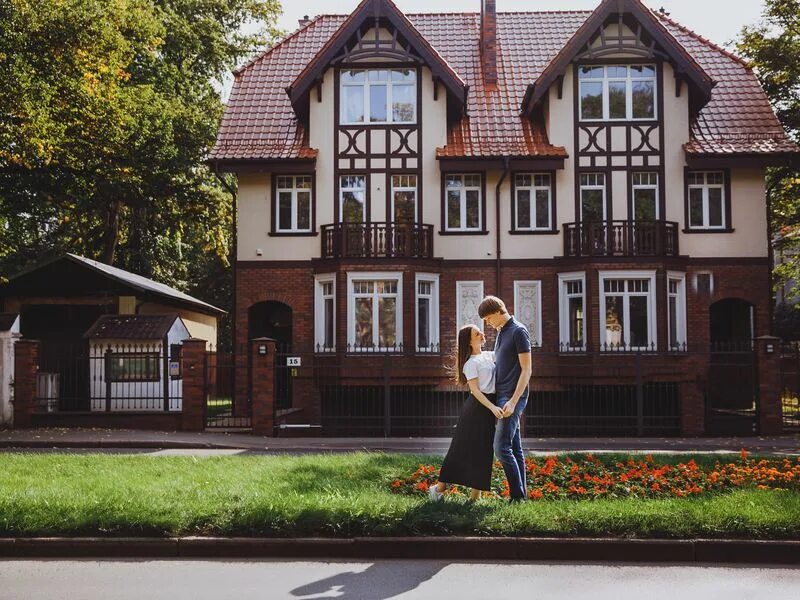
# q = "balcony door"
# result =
<box><xmin>579</xmin><ymin>173</ymin><xmax>606</xmax><ymax>222</ymax></box>
<box><xmin>340</xmin><ymin>175</ymin><xmax>366</xmax><ymax>223</ymax></box>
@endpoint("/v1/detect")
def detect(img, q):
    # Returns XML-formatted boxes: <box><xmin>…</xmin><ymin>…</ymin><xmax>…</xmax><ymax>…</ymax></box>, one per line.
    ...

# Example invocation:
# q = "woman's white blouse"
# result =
<box><xmin>462</xmin><ymin>351</ymin><xmax>495</xmax><ymax>394</ymax></box>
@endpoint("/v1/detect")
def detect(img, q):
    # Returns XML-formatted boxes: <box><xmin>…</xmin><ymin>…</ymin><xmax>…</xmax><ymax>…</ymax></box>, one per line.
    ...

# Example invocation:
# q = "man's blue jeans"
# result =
<box><xmin>493</xmin><ymin>394</ymin><xmax>528</xmax><ymax>500</ymax></box>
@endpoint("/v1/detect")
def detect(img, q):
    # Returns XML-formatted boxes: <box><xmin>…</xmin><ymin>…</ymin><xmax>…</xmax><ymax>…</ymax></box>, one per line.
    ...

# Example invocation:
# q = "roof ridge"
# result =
<box><xmin>234</xmin><ymin>14</ymin><xmax>333</xmax><ymax>77</ymax></box>
<box><xmin>654</xmin><ymin>10</ymin><xmax>749</xmax><ymax>68</ymax></box>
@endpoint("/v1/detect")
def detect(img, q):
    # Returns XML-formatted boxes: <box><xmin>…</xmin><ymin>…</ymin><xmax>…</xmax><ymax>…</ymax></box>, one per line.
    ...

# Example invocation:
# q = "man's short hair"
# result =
<box><xmin>478</xmin><ymin>295</ymin><xmax>507</xmax><ymax>318</ymax></box>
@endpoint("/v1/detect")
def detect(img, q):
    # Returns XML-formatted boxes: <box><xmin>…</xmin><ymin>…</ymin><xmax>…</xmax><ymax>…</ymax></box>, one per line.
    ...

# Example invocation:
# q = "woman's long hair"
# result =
<box><xmin>451</xmin><ymin>324</ymin><xmax>477</xmax><ymax>385</ymax></box>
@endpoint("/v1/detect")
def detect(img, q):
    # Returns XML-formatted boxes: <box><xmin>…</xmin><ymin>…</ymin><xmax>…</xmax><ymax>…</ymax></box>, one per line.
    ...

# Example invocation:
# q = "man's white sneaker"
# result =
<box><xmin>428</xmin><ymin>484</ymin><xmax>444</xmax><ymax>502</ymax></box>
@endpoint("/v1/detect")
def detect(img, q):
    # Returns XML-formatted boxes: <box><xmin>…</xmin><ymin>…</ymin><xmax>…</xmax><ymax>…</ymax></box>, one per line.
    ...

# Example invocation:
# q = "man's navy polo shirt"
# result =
<box><xmin>493</xmin><ymin>316</ymin><xmax>532</xmax><ymax>399</ymax></box>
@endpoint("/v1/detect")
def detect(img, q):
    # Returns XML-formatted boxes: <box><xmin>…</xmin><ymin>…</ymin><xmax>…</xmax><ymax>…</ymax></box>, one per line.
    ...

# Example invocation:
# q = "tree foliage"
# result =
<box><xmin>0</xmin><ymin>0</ymin><xmax>282</xmax><ymax>349</ymax></box>
<box><xmin>736</xmin><ymin>0</ymin><xmax>800</xmax><ymax>308</ymax></box>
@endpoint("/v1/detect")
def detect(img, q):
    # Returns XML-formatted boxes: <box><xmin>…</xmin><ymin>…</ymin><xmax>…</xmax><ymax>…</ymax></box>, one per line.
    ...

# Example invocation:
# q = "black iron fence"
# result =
<box><xmin>204</xmin><ymin>349</ymin><xmax>251</xmax><ymax>429</ymax></box>
<box><xmin>780</xmin><ymin>342</ymin><xmax>800</xmax><ymax>432</ymax></box>
<box><xmin>34</xmin><ymin>342</ymin><xmax>182</xmax><ymax>413</ymax></box>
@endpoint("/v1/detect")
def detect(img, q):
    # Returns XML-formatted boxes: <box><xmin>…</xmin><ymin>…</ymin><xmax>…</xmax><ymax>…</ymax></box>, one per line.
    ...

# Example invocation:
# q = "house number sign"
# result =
<box><xmin>287</xmin><ymin>357</ymin><xmax>301</xmax><ymax>367</ymax></box>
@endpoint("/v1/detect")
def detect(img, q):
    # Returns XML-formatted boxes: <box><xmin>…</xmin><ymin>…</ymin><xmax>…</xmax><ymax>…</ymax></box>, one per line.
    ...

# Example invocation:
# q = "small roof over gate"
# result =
<box><xmin>84</xmin><ymin>315</ymin><xmax>185</xmax><ymax>341</ymax></box>
<box><xmin>0</xmin><ymin>313</ymin><xmax>19</xmax><ymax>333</ymax></box>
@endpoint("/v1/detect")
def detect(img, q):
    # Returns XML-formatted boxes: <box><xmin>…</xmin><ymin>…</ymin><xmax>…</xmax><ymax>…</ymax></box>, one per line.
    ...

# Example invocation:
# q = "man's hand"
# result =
<box><xmin>501</xmin><ymin>399</ymin><xmax>517</xmax><ymax>418</ymax></box>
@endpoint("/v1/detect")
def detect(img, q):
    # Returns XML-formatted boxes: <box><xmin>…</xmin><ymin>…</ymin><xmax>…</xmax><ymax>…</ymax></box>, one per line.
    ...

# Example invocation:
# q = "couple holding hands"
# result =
<box><xmin>429</xmin><ymin>295</ymin><xmax>532</xmax><ymax>503</ymax></box>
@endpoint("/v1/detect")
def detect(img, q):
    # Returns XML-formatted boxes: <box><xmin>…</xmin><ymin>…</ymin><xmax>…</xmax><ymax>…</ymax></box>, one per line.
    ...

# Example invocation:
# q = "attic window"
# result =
<box><xmin>578</xmin><ymin>64</ymin><xmax>656</xmax><ymax>121</ymax></box>
<box><xmin>340</xmin><ymin>69</ymin><xmax>416</xmax><ymax>125</ymax></box>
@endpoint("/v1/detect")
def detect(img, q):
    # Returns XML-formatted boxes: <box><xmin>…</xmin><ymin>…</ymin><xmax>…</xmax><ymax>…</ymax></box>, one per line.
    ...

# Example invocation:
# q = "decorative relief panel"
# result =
<box><xmin>456</xmin><ymin>281</ymin><xmax>484</xmax><ymax>333</ymax></box>
<box><xmin>514</xmin><ymin>281</ymin><xmax>542</xmax><ymax>347</ymax></box>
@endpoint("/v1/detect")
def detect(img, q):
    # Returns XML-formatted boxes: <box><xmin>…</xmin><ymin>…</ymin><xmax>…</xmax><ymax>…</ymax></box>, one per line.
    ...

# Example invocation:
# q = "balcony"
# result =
<box><xmin>321</xmin><ymin>222</ymin><xmax>434</xmax><ymax>259</ymax></box>
<box><xmin>563</xmin><ymin>220</ymin><xmax>679</xmax><ymax>258</ymax></box>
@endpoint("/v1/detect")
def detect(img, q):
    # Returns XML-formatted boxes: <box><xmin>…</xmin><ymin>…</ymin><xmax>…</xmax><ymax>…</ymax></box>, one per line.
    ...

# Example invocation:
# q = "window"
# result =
<box><xmin>274</xmin><ymin>175</ymin><xmax>312</xmax><ymax>233</ymax></box>
<box><xmin>416</xmin><ymin>274</ymin><xmax>440</xmax><ymax>352</ymax></box>
<box><xmin>514</xmin><ymin>281</ymin><xmax>542</xmax><ymax>347</ymax></box>
<box><xmin>456</xmin><ymin>280</ymin><xmax>484</xmax><ymax>332</ymax></box>
<box><xmin>580</xmin><ymin>173</ymin><xmax>606</xmax><ymax>222</ymax></box>
<box><xmin>340</xmin><ymin>69</ymin><xmax>416</xmax><ymax>124</ymax></box>
<box><xmin>579</xmin><ymin>64</ymin><xmax>657</xmax><ymax>121</ymax></box>
<box><xmin>599</xmin><ymin>271</ymin><xmax>657</xmax><ymax>351</ymax></box>
<box><xmin>340</xmin><ymin>175</ymin><xmax>366</xmax><ymax>223</ymax></box>
<box><xmin>632</xmin><ymin>172</ymin><xmax>659</xmax><ymax>221</ymax></box>
<box><xmin>558</xmin><ymin>273</ymin><xmax>586</xmax><ymax>351</ymax></box>
<box><xmin>445</xmin><ymin>174</ymin><xmax>482</xmax><ymax>231</ymax></box>
<box><xmin>391</xmin><ymin>174</ymin><xmax>417</xmax><ymax>223</ymax></box>
<box><xmin>668</xmin><ymin>272</ymin><xmax>687</xmax><ymax>351</ymax></box>
<box><xmin>108</xmin><ymin>353</ymin><xmax>160</xmax><ymax>382</ymax></box>
<box><xmin>687</xmin><ymin>171</ymin><xmax>726</xmax><ymax>230</ymax></box>
<box><xmin>347</xmin><ymin>272</ymin><xmax>402</xmax><ymax>350</ymax></box>
<box><xmin>695</xmin><ymin>272</ymin><xmax>714</xmax><ymax>296</ymax></box>
<box><xmin>514</xmin><ymin>174</ymin><xmax>552</xmax><ymax>231</ymax></box>
<box><xmin>315</xmin><ymin>274</ymin><xmax>336</xmax><ymax>352</ymax></box>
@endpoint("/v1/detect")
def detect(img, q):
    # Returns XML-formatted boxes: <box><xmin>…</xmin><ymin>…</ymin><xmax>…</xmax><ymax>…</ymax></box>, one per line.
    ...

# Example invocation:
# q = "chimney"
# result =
<box><xmin>298</xmin><ymin>15</ymin><xmax>311</xmax><ymax>28</ymax></box>
<box><xmin>480</xmin><ymin>0</ymin><xmax>498</xmax><ymax>85</ymax></box>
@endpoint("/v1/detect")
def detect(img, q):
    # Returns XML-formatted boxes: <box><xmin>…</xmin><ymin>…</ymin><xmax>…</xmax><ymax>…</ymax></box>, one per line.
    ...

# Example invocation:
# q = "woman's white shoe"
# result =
<box><xmin>428</xmin><ymin>485</ymin><xmax>444</xmax><ymax>502</ymax></box>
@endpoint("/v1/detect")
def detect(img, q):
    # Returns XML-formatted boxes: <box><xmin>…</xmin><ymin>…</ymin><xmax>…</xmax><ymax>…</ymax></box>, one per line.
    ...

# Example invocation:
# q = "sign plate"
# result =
<box><xmin>287</xmin><ymin>357</ymin><xmax>301</xmax><ymax>367</ymax></box>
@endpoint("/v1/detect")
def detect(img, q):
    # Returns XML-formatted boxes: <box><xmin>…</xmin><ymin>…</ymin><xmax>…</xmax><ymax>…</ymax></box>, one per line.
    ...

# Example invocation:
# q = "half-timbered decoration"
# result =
<box><xmin>211</xmin><ymin>0</ymin><xmax>799</xmax><ymax>437</ymax></box>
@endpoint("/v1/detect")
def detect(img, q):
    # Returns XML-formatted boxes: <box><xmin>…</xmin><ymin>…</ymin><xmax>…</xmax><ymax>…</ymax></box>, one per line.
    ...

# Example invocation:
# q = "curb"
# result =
<box><xmin>1</xmin><ymin>537</ymin><xmax>798</xmax><ymax>563</ymax></box>
<box><xmin>0</xmin><ymin>441</ymin><xmax>243</xmax><ymax>450</ymax></box>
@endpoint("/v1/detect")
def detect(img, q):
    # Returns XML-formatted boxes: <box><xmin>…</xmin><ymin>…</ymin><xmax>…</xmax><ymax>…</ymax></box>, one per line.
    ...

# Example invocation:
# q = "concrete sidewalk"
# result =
<box><xmin>0</xmin><ymin>427</ymin><xmax>797</xmax><ymax>454</ymax></box>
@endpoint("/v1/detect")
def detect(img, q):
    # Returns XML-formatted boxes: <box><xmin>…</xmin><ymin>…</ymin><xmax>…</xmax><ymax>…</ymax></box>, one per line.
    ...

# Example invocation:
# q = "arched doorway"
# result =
<box><xmin>707</xmin><ymin>298</ymin><xmax>757</xmax><ymax>434</ymax></box>
<box><xmin>248</xmin><ymin>301</ymin><xmax>293</xmax><ymax>409</ymax></box>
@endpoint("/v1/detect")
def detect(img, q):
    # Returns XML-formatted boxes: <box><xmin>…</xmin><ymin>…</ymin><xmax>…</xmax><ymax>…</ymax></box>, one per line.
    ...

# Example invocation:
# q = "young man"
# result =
<box><xmin>477</xmin><ymin>295</ymin><xmax>532</xmax><ymax>502</ymax></box>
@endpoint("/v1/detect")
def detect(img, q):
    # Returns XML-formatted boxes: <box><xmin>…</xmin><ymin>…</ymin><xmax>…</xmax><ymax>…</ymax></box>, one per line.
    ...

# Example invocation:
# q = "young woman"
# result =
<box><xmin>429</xmin><ymin>324</ymin><xmax>504</xmax><ymax>502</ymax></box>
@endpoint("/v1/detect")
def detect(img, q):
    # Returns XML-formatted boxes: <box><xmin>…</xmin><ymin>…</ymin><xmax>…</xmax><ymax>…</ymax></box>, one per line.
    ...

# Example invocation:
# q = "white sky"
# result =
<box><xmin>223</xmin><ymin>0</ymin><xmax>767</xmax><ymax>99</ymax></box>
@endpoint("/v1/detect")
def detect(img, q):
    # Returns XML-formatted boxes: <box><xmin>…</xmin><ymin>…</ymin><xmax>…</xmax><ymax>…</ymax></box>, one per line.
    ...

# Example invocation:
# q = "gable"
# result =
<box><xmin>522</xmin><ymin>0</ymin><xmax>714</xmax><ymax>115</ymax></box>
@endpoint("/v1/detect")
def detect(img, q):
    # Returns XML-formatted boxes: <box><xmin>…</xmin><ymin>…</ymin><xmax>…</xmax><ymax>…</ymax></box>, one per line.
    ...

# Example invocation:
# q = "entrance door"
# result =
<box><xmin>707</xmin><ymin>299</ymin><xmax>757</xmax><ymax>435</ymax></box>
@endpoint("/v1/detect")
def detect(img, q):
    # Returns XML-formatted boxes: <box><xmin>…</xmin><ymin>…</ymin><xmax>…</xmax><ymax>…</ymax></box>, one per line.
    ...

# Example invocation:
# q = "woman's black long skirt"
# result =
<box><xmin>438</xmin><ymin>392</ymin><xmax>496</xmax><ymax>491</ymax></box>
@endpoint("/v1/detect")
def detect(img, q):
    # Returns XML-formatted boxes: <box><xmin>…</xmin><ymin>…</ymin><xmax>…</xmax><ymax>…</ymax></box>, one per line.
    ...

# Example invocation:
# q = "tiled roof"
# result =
<box><xmin>84</xmin><ymin>314</ymin><xmax>182</xmax><ymax>340</ymax></box>
<box><xmin>0</xmin><ymin>313</ymin><xmax>19</xmax><ymax>332</ymax></box>
<box><xmin>212</xmin><ymin>9</ymin><xmax>797</xmax><ymax>161</ymax></box>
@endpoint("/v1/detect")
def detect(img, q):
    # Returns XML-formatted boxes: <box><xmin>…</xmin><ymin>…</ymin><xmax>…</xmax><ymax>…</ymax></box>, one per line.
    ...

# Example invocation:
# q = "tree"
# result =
<box><xmin>736</xmin><ymin>0</ymin><xmax>800</xmax><ymax>309</ymax></box>
<box><xmin>0</xmin><ymin>0</ymin><xmax>282</xmax><ymax>349</ymax></box>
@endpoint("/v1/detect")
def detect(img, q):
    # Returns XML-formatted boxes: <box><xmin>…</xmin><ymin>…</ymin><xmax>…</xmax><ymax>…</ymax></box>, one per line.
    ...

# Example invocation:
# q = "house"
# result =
<box><xmin>209</xmin><ymin>0</ymin><xmax>799</xmax><ymax>435</ymax></box>
<box><xmin>0</xmin><ymin>313</ymin><xmax>20</xmax><ymax>425</ymax></box>
<box><xmin>0</xmin><ymin>253</ymin><xmax>224</xmax><ymax>350</ymax></box>
<box><xmin>83</xmin><ymin>314</ymin><xmax>190</xmax><ymax>412</ymax></box>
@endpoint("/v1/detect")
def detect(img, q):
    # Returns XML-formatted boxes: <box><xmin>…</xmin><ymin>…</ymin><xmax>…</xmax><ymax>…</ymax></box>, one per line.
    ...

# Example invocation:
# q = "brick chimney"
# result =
<box><xmin>298</xmin><ymin>15</ymin><xmax>311</xmax><ymax>28</ymax></box>
<box><xmin>480</xmin><ymin>0</ymin><xmax>498</xmax><ymax>85</ymax></box>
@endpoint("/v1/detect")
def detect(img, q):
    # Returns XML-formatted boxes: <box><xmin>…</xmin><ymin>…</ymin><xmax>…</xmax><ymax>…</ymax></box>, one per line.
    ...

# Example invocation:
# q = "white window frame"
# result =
<box><xmin>514</xmin><ymin>174</ymin><xmax>552</xmax><ymax>231</ymax></box>
<box><xmin>445</xmin><ymin>174</ymin><xmax>482</xmax><ymax>232</ymax></box>
<box><xmin>346</xmin><ymin>271</ymin><xmax>403</xmax><ymax>352</ymax></box>
<box><xmin>598</xmin><ymin>270</ymin><xmax>658</xmax><ymax>352</ymax></box>
<box><xmin>415</xmin><ymin>273</ymin><xmax>440</xmax><ymax>353</ymax></box>
<box><xmin>339</xmin><ymin>68</ymin><xmax>417</xmax><ymax>125</ymax></box>
<box><xmin>694</xmin><ymin>271</ymin><xmax>715</xmax><ymax>295</ymax></box>
<box><xmin>456</xmin><ymin>280</ymin><xmax>484</xmax><ymax>333</ymax></box>
<box><xmin>314</xmin><ymin>274</ymin><xmax>336</xmax><ymax>352</ymax></box>
<box><xmin>339</xmin><ymin>175</ymin><xmax>367</xmax><ymax>223</ymax></box>
<box><xmin>558</xmin><ymin>272</ymin><xmax>586</xmax><ymax>352</ymax></box>
<box><xmin>578</xmin><ymin>64</ymin><xmax>658</xmax><ymax>121</ymax></box>
<box><xmin>514</xmin><ymin>280</ymin><xmax>543</xmax><ymax>347</ymax></box>
<box><xmin>687</xmin><ymin>171</ymin><xmax>726</xmax><ymax>230</ymax></box>
<box><xmin>667</xmin><ymin>271</ymin><xmax>687</xmax><ymax>351</ymax></box>
<box><xmin>275</xmin><ymin>175</ymin><xmax>313</xmax><ymax>233</ymax></box>
<box><xmin>632</xmin><ymin>172</ymin><xmax>659</xmax><ymax>220</ymax></box>
<box><xmin>391</xmin><ymin>174</ymin><xmax>418</xmax><ymax>223</ymax></box>
<box><xmin>579</xmin><ymin>173</ymin><xmax>606</xmax><ymax>222</ymax></box>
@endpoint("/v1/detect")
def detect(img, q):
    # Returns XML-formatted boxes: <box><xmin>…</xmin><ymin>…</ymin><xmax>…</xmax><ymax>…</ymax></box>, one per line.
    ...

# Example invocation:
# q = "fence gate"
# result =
<box><xmin>779</xmin><ymin>343</ymin><xmax>800</xmax><ymax>432</ymax></box>
<box><xmin>705</xmin><ymin>345</ymin><xmax>758</xmax><ymax>435</ymax></box>
<box><xmin>204</xmin><ymin>350</ymin><xmax>251</xmax><ymax>430</ymax></box>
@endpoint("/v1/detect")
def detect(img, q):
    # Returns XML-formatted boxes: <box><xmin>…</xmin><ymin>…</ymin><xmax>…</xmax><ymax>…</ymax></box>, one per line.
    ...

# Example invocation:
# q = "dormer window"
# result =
<box><xmin>340</xmin><ymin>69</ymin><xmax>417</xmax><ymax>125</ymax></box>
<box><xmin>578</xmin><ymin>64</ymin><xmax>656</xmax><ymax>121</ymax></box>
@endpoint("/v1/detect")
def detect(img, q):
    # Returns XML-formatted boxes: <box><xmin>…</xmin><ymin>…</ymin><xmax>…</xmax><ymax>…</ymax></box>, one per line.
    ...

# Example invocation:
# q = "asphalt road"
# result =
<box><xmin>1</xmin><ymin>559</ymin><xmax>799</xmax><ymax>599</ymax></box>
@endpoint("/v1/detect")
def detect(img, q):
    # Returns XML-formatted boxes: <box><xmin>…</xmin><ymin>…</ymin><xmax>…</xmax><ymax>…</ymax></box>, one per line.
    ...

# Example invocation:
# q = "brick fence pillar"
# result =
<box><xmin>251</xmin><ymin>337</ymin><xmax>276</xmax><ymax>436</ymax></box>
<box><xmin>181</xmin><ymin>339</ymin><xmax>207</xmax><ymax>431</ymax></box>
<box><xmin>755</xmin><ymin>335</ymin><xmax>783</xmax><ymax>435</ymax></box>
<box><xmin>13</xmin><ymin>339</ymin><xmax>38</xmax><ymax>429</ymax></box>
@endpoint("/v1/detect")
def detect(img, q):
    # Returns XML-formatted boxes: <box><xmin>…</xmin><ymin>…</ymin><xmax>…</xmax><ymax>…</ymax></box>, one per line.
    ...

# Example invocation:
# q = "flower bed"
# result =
<box><xmin>390</xmin><ymin>450</ymin><xmax>800</xmax><ymax>501</ymax></box>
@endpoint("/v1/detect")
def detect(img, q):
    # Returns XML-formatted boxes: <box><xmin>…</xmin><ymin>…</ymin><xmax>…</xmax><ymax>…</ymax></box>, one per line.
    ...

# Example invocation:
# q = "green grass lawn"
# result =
<box><xmin>0</xmin><ymin>452</ymin><xmax>798</xmax><ymax>539</ymax></box>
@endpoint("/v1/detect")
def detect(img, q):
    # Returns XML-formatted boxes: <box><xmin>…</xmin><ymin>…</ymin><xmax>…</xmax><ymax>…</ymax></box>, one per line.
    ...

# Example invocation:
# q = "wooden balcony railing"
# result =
<box><xmin>321</xmin><ymin>222</ymin><xmax>434</xmax><ymax>259</ymax></box>
<box><xmin>563</xmin><ymin>220</ymin><xmax>679</xmax><ymax>258</ymax></box>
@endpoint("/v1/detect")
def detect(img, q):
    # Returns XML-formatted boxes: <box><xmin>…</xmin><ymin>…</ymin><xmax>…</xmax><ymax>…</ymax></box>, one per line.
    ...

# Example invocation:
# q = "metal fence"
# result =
<box><xmin>34</xmin><ymin>342</ymin><xmax>182</xmax><ymax>412</ymax></box>
<box><xmin>780</xmin><ymin>342</ymin><xmax>800</xmax><ymax>432</ymax></box>
<box><xmin>204</xmin><ymin>350</ymin><xmax>251</xmax><ymax>429</ymax></box>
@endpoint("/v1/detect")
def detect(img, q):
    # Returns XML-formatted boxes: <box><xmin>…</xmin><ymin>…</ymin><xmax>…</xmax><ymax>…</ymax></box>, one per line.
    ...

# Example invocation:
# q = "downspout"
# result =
<box><xmin>766</xmin><ymin>178</ymin><xmax>778</xmax><ymax>334</ymax></box>
<box><xmin>495</xmin><ymin>157</ymin><xmax>511</xmax><ymax>295</ymax></box>
<box><xmin>214</xmin><ymin>168</ymin><xmax>237</xmax><ymax>355</ymax></box>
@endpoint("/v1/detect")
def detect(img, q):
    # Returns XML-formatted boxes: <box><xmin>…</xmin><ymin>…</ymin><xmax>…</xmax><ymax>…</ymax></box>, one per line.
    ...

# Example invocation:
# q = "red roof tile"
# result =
<box><xmin>211</xmin><ymin>9</ymin><xmax>797</xmax><ymax>161</ymax></box>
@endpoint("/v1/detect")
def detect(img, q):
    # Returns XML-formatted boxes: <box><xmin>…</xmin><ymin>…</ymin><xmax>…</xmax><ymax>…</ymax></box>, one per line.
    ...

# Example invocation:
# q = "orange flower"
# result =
<box><xmin>740</xmin><ymin>448</ymin><xmax>749</xmax><ymax>462</ymax></box>
<box><xmin>531</xmin><ymin>489</ymin><xmax>543</xmax><ymax>500</ymax></box>
<box><xmin>416</xmin><ymin>481</ymin><xmax>429</xmax><ymax>492</ymax></box>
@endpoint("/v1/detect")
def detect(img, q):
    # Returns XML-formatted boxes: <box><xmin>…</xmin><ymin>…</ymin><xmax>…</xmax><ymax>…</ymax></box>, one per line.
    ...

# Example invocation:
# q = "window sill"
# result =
<box><xmin>682</xmin><ymin>228</ymin><xmax>734</xmax><ymax>234</ymax></box>
<box><xmin>438</xmin><ymin>230</ymin><xmax>490</xmax><ymax>236</ymax></box>
<box><xmin>508</xmin><ymin>229</ymin><xmax>560</xmax><ymax>236</ymax></box>
<box><xmin>269</xmin><ymin>231</ymin><xmax>319</xmax><ymax>237</ymax></box>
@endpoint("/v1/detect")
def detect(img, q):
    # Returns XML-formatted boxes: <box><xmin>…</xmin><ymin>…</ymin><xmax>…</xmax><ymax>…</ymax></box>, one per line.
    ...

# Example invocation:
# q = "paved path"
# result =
<box><xmin>1</xmin><ymin>559</ymin><xmax>798</xmax><ymax>599</ymax></box>
<box><xmin>0</xmin><ymin>428</ymin><xmax>798</xmax><ymax>455</ymax></box>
